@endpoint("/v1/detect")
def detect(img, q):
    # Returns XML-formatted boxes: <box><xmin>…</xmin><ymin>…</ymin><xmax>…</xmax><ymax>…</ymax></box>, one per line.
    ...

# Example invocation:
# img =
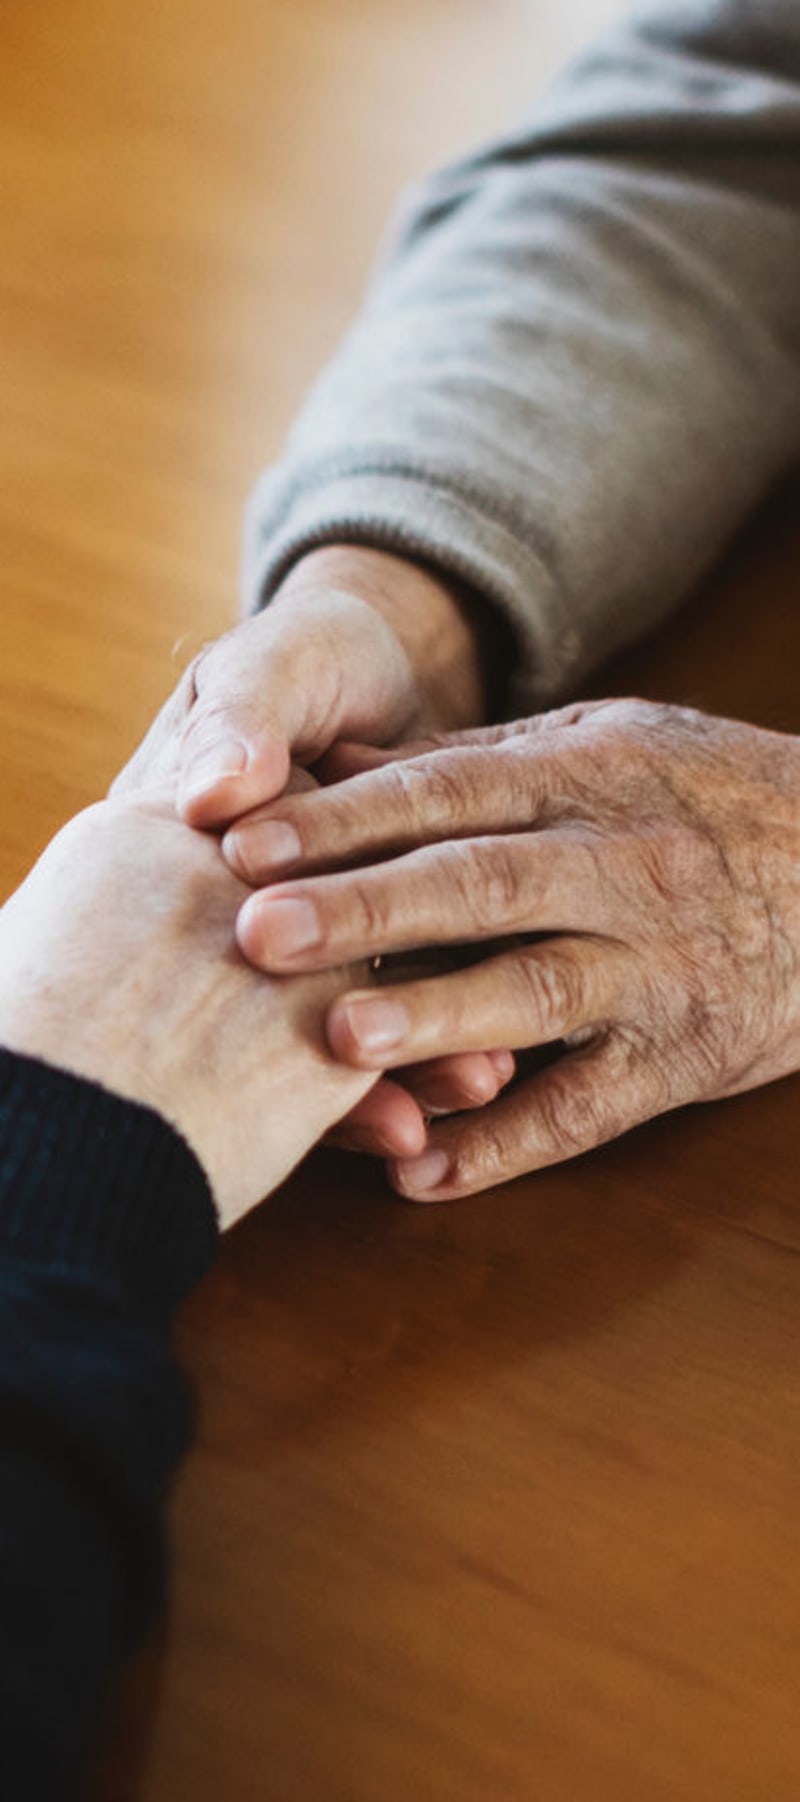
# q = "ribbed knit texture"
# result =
<box><xmin>243</xmin><ymin>0</ymin><xmax>800</xmax><ymax>709</ymax></box>
<box><xmin>0</xmin><ymin>1049</ymin><xmax>220</xmax><ymax>1799</ymax></box>
<box><xmin>0</xmin><ymin>1049</ymin><xmax>217</xmax><ymax>1323</ymax></box>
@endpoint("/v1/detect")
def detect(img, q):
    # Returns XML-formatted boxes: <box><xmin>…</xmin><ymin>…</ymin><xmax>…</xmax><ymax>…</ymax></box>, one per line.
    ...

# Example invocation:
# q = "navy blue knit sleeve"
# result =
<box><xmin>0</xmin><ymin>1050</ymin><xmax>219</xmax><ymax>1801</ymax></box>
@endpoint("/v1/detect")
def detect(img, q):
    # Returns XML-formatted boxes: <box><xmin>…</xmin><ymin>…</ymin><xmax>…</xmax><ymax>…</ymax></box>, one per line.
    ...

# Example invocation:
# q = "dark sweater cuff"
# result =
<box><xmin>0</xmin><ymin>1050</ymin><xmax>218</xmax><ymax>1324</ymax></box>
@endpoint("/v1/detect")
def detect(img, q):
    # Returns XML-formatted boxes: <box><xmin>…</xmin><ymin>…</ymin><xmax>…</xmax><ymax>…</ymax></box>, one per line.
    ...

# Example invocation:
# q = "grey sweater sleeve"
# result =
<box><xmin>242</xmin><ymin>0</ymin><xmax>800</xmax><ymax>712</ymax></box>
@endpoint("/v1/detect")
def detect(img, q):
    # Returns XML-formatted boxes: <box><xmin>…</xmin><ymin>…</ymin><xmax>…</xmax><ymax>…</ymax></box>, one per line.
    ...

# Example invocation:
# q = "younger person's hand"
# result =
<box><xmin>108</xmin><ymin>546</ymin><xmax>510</xmax><ymax>1164</ymax></box>
<box><xmin>0</xmin><ymin>793</ymin><xmax>381</xmax><ymax>1228</ymax></box>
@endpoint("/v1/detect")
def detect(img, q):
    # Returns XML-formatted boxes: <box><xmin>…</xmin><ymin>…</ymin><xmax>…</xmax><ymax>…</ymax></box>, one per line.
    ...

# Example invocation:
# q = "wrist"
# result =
<box><xmin>273</xmin><ymin>544</ymin><xmax>501</xmax><ymax>730</ymax></box>
<box><xmin>0</xmin><ymin>1047</ymin><xmax>217</xmax><ymax>1317</ymax></box>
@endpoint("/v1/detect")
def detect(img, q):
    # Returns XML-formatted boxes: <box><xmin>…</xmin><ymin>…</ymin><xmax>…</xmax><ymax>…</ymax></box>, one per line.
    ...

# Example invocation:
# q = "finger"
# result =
<box><xmin>317</xmin><ymin>738</ymin><xmax>451</xmax><ymax>784</ymax></box>
<box><xmin>327</xmin><ymin>1078</ymin><xmax>428</xmax><ymax>1158</ymax></box>
<box><xmin>327</xmin><ymin>1051</ymin><xmax>513</xmax><ymax>1156</ymax></box>
<box><xmin>318</xmin><ymin>701</ymin><xmax>605</xmax><ymax>783</ymax></box>
<box><xmin>326</xmin><ymin>939</ymin><xmax>626</xmax><ymax>1070</ymax></box>
<box><xmin>223</xmin><ymin>738</ymin><xmax>581</xmax><ymax>884</ymax></box>
<box><xmin>235</xmin><ymin>831</ymin><xmax>614</xmax><ymax>973</ymax></box>
<box><xmin>399</xmin><ymin>1049</ymin><xmax>515</xmax><ymax>1115</ymax></box>
<box><xmin>388</xmin><ymin>1034</ymin><xmax>665</xmax><ymax>1201</ymax></box>
<box><xmin>176</xmin><ymin>594</ymin><xmax>418</xmax><ymax>828</ymax></box>
<box><xmin>175</xmin><ymin>618</ymin><xmax>304</xmax><ymax>826</ymax></box>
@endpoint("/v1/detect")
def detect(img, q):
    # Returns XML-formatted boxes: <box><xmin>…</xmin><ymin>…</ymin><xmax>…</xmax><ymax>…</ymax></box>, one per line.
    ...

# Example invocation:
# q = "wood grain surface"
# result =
<box><xmin>2</xmin><ymin>3</ymin><xmax>800</xmax><ymax>1799</ymax></box>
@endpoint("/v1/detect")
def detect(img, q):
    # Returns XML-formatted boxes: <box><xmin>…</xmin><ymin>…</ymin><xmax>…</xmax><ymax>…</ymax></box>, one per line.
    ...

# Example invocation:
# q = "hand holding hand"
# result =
<box><xmin>111</xmin><ymin>544</ymin><xmax>510</xmax><ymax>1153</ymax></box>
<box><xmin>112</xmin><ymin>545</ymin><xmax>493</xmax><ymax>827</ymax></box>
<box><xmin>0</xmin><ymin>794</ymin><xmax>380</xmax><ymax>1228</ymax></box>
<box><xmin>222</xmin><ymin>699</ymin><xmax>800</xmax><ymax>1199</ymax></box>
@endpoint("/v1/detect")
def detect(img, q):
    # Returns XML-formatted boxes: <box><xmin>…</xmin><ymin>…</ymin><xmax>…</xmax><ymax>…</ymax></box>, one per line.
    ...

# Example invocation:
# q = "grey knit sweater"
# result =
<box><xmin>243</xmin><ymin>0</ymin><xmax>800</xmax><ymax>713</ymax></box>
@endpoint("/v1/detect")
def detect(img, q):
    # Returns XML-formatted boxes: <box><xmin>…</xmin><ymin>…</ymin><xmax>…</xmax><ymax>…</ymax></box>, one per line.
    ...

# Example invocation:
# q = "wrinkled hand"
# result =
<box><xmin>111</xmin><ymin>544</ymin><xmax>511</xmax><ymax>1153</ymax></box>
<box><xmin>0</xmin><ymin>793</ymin><xmax>380</xmax><ymax>1228</ymax></box>
<box><xmin>221</xmin><ymin>699</ymin><xmax>800</xmax><ymax>1200</ymax></box>
<box><xmin>112</xmin><ymin>544</ymin><xmax>489</xmax><ymax>826</ymax></box>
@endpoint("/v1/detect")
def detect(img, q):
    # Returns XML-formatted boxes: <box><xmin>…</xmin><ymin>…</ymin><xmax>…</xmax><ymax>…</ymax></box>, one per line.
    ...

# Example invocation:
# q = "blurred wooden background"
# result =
<box><xmin>0</xmin><ymin>0</ymin><xmax>616</xmax><ymax>895</ymax></box>
<box><xmin>3</xmin><ymin>3</ymin><xmax>800</xmax><ymax>1801</ymax></box>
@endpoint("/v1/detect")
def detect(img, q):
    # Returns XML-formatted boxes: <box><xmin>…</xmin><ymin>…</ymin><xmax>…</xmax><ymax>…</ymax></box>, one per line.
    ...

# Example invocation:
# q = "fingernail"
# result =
<box><xmin>226</xmin><ymin>820</ymin><xmax>302</xmax><ymax>879</ymax></box>
<box><xmin>417</xmin><ymin>1072</ymin><xmax>496</xmax><ymax>1114</ymax></box>
<box><xmin>337</xmin><ymin>1127</ymin><xmax>420</xmax><ymax>1158</ymax></box>
<box><xmin>250</xmin><ymin>895</ymin><xmax>321</xmax><ymax>960</ymax></box>
<box><xmin>180</xmin><ymin>736</ymin><xmax>249</xmax><ymax>802</ymax></box>
<box><xmin>393</xmin><ymin>1148</ymin><xmax>450</xmax><ymax>1194</ymax></box>
<box><xmin>342</xmin><ymin>997</ymin><xmax>408</xmax><ymax>1054</ymax></box>
<box><xmin>414</xmin><ymin>1078</ymin><xmax>477</xmax><ymax>1115</ymax></box>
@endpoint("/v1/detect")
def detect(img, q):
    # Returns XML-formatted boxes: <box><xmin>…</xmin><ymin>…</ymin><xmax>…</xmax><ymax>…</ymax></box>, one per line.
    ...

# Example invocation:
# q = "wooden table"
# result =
<box><xmin>3</xmin><ymin>4</ymin><xmax>800</xmax><ymax>1799</ymax></box>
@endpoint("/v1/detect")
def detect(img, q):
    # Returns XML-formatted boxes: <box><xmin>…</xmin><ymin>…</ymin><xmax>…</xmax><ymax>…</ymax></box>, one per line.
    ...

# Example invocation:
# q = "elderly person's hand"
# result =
<box><xmin>221</xmin><ymin>699</ymin><xmax>800</xmax><ymax>1201</ymax></box>
<box><xmin>0</xmin><ymin>791</ymin><xmax>382</xmax><ymax>1229</ymax></box>
<box><xmin>112</xmin><ymin>545</ymin><xmax>495</xmax><ymax>823</ymax></box>
<box><xmin>110</xmin><ymin>544</ymin><xmax>513</xmax><ymax>1153</ymax></box>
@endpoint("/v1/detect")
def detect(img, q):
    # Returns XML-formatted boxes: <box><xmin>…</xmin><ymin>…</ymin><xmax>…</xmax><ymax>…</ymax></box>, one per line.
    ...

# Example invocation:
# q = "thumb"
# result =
<box><xmin>176</xmin><ymin>615</ymin><xmax>312</xmax><ymax>827</ymax></box>
<box><xmin>176</xmin><ymin>591</ymin><xmax>420</xmax><ymax>829</ymax></box>
<box><xmin>177</xmin><ymin>709</ymin><xmax>291</xmax><ymax>830</ymax></box>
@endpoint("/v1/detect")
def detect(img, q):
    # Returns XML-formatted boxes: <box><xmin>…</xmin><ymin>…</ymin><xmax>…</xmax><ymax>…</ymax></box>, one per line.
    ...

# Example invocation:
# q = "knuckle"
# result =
<box><xmin>453</xmin><ymin>840</ymin><xmax>525</xmax><ymax>933</ymax></box>
<box><xmin>432</xmin><ymin>841</ymin><xmax>477</xmax><ymax>917</ymax></box>
<box><xmin>182</xmin><ymin>623</ymin><xmax>267</xmax><ymax>744</ymax></box>
<box><xmin>449</xmin><ymin>1119</ymin><xmax>512</xmax><ymax>1193</ymax></box>
<box><xmin>599</xmin><ymin>697</ymin><xmax>679</xmax><ymax>742</ymax></box>
<box><xmin>379</xmin><ymin>761</ymin><xmax>432</xmax><ymax>830</ymax></box>
<box><xmin>347</xmin><ymin>875</ymin><xmax>393</xmax><ymax>946</ymax></box>
<box><xmin>607</xmin><ymin>1026</ymin><xmax>671</xmax><ymax>1115</ymax></box>
<box><xmin>510</xmin><ymin>951</ymin><xmax>584</xmax><ymax>1039</ymax></box>
<box><xmin>534</xmin><ymin>1053</ymin><xmax>646</xmax><ymax>1159</ymax></box>
<box><xmin>600</xmin><ymin>696</ymin><xmax>652</xmax><ymax>728</ymax></box>
<box><xmin>483</xmin><ymin>842</ymin><xmax>527</xmax><ymax>926</ymax></box>
<box><xmin>535</xmin><ymin>1075</ymin><xmax>595</xmax><ymax>1157</ymax></box>
<box><xmin>181</xmin><ymin>689</ymin><xmax>232</xmax><ymax>754</ymax></box>
<box><xmin>382</xmin><ymin>754</ymin><xmax>468</xmax><ymax>835</ymax></box>
<box><xmin>437</xmin><ymin>747</ymin><xmax>502</xmax><ymax>819</ymax></box>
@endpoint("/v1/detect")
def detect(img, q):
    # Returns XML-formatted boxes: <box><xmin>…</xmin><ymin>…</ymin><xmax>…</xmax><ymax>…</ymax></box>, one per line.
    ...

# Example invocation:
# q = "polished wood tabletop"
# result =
<box><xmin>3</xmin><ymin>4</ymin><xmax>800</xmax><ymax>1799</ymax></box>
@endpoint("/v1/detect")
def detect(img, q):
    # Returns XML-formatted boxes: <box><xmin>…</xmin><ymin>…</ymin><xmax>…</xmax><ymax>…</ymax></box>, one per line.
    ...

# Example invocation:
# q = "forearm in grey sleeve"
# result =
<box><xmin>243</xmin><ymin>0</ymin><xmax>800</xmax><ymax>712</ymax></box>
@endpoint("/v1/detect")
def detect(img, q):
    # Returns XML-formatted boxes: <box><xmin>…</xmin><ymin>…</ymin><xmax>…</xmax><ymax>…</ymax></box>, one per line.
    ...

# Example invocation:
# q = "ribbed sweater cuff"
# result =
<box><xmin>242</xmin><ymin>468</ymin><xmax>578</xmax><ymax>711</ymax></box>
<box><xmin>0</xmin><ymin>1050</ymin><xmax>218</xmax><ymax>1325</ymax></box>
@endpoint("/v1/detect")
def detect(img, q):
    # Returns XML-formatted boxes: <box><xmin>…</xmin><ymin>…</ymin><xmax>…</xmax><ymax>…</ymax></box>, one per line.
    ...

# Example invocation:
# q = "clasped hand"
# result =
<box><xmin>110</xmin><ymin>554</ymin><xmax>800</xmax><ymax>1207</ymax></box>
<box><xmin>218</xmin><ymin>698</ymin><xmax>800</xmax><ymax>1200</ymax></box>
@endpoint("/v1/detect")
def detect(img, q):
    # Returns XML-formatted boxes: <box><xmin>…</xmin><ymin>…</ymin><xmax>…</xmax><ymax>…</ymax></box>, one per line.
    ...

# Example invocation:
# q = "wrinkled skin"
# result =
<box><xmin>222</xmin><ymin>699</ymin><xmax>800</xmax><ymax>1200</ymax></box>
<box><xmin>112</xmin><ymin>548</ymin><xmax>514</xmax><ymax>1154</ymax></box>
